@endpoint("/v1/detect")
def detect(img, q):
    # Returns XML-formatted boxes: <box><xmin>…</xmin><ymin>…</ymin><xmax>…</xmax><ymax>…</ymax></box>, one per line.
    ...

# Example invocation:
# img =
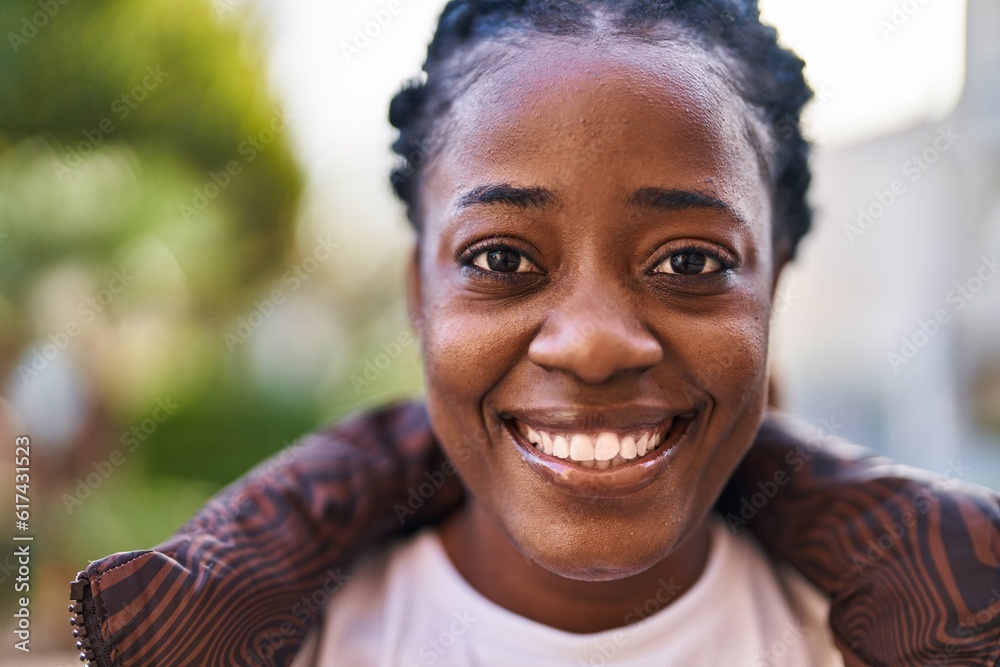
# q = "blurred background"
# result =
<box><xmin>0</xmin><ymin>0</ymin><xmax>997</xmax><ymax>660</ymax></box>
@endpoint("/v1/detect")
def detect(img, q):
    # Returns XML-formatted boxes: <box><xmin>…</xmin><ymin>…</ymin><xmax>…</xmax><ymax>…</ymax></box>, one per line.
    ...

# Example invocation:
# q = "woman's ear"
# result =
<box><xmin>405</xmin><ymin>242</ymin><xmax>424</xmax><ymax>342</ymax></box>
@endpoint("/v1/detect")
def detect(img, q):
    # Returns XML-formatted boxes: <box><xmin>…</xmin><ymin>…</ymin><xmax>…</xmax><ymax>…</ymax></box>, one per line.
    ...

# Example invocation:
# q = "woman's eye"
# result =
<box><xmin>472</xmin><ymin>248</ymin><xmax>536</xmax><ymax>273</ymax></box>
<box><xmin>655</xmin><ymin>252</ymin><xmax>723</xmax><ymax>276</ymax></box>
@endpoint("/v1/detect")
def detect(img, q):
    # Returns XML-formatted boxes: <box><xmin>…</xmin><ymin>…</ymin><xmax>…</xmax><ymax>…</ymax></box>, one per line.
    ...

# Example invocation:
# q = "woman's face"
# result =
<box><xmin>407</xmin><ymin>37</ymin><xmax>781</xmax><ymax>580</ymax></box>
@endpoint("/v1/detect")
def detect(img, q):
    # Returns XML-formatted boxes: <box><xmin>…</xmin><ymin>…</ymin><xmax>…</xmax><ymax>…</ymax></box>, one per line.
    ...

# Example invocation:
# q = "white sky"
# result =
<box><xmin>251</xmin><ymin>0</ymin><xmax>967</xmax><ymax>184</ymax></box>
<box><xmin>759</xmin><ymin>0</ymin><xmax>967</xmax><ymax>145</ymax></box>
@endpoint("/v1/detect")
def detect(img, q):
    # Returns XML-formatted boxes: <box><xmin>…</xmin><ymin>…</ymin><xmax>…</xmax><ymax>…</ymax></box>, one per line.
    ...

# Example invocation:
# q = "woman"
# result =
<box><xmin>70</xmin><ymin>1</ymin><xmax>1000</xmax><ymax>665</ymax></box>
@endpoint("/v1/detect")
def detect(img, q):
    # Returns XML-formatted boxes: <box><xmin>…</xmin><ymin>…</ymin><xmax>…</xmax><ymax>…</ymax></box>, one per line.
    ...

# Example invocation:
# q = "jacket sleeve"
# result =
<box><xmin>69</xmin><ymin>402</ymin><xmax>1000</xmax><ymax>666</ymax></box>
<box><xmin>715</xmin><ymin>410</ymin><xmax>1000</xmax><ymax>666</ymax></box>
<box><xmin>68</xmin><ymin>400</ymin><xmax>463</xmax><ymax>666</ymax></box>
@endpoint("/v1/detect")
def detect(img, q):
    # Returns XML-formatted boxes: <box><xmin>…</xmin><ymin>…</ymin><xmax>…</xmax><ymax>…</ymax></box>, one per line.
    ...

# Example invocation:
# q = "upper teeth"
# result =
<box><xmin>517</xmin><ymin>421</ymin><xmax>668</xmax><ymax>468</ymax></box>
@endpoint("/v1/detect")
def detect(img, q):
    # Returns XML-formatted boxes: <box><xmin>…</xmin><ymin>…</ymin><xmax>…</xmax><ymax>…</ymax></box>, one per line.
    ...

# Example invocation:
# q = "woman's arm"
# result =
<box><xmin>70</xmin><ymin>401</ymin><xmax>1000</xmax><ymax>666</ymax></box>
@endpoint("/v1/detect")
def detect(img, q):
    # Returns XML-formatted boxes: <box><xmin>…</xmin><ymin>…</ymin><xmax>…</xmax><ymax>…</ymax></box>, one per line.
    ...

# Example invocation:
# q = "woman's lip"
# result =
<box><xmin>503</xmin><ymin>414</ymin><xmax>695</xmax><ymax>498</ymax></box>
<box><xmin>499</xmin><ymin>405</ymin><xmax>684</xmax><ymax>433</ymax></box>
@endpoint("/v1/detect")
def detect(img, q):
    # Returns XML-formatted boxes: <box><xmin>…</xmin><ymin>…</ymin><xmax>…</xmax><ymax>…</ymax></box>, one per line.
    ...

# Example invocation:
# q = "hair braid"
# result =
<box><xmin>388</xmin><ymin>0</ymin><xmax>815</xmax><ymax>258</ymax></box>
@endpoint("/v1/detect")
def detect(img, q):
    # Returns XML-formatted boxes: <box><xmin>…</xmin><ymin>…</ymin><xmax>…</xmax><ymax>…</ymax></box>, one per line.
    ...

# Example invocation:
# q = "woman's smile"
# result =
<box><xmin>499</xmin><ymin>405</ymin><xmax>700</xmax><ymax>496</ymax></box>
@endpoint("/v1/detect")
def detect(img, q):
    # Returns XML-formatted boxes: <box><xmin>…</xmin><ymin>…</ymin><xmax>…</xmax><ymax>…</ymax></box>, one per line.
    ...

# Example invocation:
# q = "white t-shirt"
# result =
<box><xmin>293</xmin><ymin>514</ymin><xmax>844</xmax><ymax>666</ymax></box>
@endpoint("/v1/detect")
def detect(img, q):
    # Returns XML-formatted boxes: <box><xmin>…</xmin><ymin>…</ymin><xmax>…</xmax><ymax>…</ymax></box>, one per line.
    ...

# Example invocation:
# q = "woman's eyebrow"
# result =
<box><xmin>628</xmin><ymin>187</ymin><xmax>731</xmax><ymax>213</ymax></box>
<box><xmin>453</xmin><ymin>184</ymin><xmax>741</xmax><ymax>223</ymax></box>
<box><xmin>456</xmin><ymin>184</ymin><xmax>555</xmax><ymax>209</ymax></box>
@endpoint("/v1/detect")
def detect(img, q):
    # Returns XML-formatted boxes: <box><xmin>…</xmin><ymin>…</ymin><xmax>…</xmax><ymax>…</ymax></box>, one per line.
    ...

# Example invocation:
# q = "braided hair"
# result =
<box><xmin>389</xmin><ymin>0</ymin><xmax>814</xmax><ymax>259</ymax></box>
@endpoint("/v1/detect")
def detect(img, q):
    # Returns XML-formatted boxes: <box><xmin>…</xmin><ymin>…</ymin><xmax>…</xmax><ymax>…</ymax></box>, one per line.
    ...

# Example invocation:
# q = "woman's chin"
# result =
<box><xmin>510</xmin><ymin>527</ymin><xmax>687</xmax><ymax>583</ymax></box>
<box><xmin>534</xmin><ymin>558</ymin><xmax>659</xmax><ymax>582</ymax></box>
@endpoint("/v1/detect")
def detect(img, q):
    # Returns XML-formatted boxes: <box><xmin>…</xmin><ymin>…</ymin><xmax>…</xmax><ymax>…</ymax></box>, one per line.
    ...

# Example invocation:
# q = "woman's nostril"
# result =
<box><xmin>528</xmin><ymin>320</ymin><xmax>663</xmax><ymax>382</ymax></box>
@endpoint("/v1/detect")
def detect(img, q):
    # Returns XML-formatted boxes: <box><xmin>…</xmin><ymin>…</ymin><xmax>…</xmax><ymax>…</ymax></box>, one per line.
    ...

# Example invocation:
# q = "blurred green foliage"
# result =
<box><xmin>0</xmin><ymin>0</ymin><xmax>348</xmax><ymax>572</ymax></box>
<box><xmin>0</xmin><ymin>0</ymin><xmax>300</xmax><ymax>310</ymax></box>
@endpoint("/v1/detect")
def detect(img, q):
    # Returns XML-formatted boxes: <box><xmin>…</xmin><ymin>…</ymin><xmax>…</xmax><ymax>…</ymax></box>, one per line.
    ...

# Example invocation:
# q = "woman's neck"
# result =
<box><xmin>438</xmin><ymin>500</ymin><xmax>712</xmax><ymax>633</ymax></box>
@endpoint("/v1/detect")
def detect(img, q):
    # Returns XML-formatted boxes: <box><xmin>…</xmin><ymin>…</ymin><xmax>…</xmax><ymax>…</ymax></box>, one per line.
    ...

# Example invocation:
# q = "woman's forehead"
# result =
<box><xmin>460</xmin><ymin>36</ymin><xmax>735</xmax><ymax>112</ymax></box>
<box><xmin>423</xmin><ymin>38</ymin><xmax>771</xmax><ymax>233</ymax></box>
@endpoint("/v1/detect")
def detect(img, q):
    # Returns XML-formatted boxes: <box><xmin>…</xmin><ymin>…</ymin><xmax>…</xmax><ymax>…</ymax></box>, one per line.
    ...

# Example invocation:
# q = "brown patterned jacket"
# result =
<box><xmin>69</xmin><ymin>400</ymin><xmax>1000</xmax><ymax>666</ymax></box>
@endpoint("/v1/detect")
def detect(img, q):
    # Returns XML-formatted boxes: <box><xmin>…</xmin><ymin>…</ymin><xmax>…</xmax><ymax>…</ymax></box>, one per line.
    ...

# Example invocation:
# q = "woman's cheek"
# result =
<box><xmin>423</xmin><ymin>299</ymin><xmax>528</xmax><ymax>395</ymax></box>
<box><xmin>682</xmin><ymin>315</ymin><xmax>769</xmax><ymax>406</ymax></box>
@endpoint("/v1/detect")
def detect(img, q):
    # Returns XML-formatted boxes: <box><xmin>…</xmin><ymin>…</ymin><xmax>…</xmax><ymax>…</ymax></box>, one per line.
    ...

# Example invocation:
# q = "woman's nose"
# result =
<box><xmin>527</xmin><ymin>289</ymin><xmax>664</xmax><ymax>384</ymax></box>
